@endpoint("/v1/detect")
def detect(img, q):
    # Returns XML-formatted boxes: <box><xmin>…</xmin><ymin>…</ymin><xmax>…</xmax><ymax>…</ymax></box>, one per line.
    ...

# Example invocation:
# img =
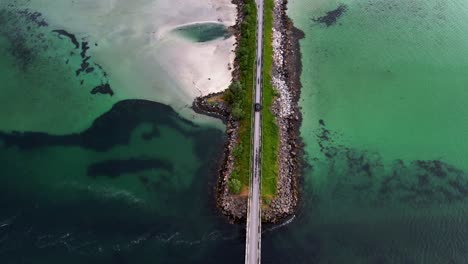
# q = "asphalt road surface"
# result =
<box><xmin>245</xmin><ymin>0</ymin><xmax>264</xmax><ymax>263</ymax></box>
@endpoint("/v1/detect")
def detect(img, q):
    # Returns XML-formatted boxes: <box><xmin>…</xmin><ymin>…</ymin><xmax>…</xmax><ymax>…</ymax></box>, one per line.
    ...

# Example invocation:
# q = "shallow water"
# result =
<box><xmin>261</xmin><ymin>0</ymin><xmax>468</xmax><ymax>263</ymax></box>
<box><xmin>0</xmin><ymin>0</ymin><xmax>236</xmax><ymax>134</ymax></box>
<box><xmin>0</xmin><ymin>7</ymin><xmax>117</xmax><ymax>134</ymax></box>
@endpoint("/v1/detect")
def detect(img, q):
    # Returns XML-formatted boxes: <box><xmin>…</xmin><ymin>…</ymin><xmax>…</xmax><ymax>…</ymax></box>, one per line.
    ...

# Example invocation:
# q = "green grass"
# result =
<box><xmin>225</xmin><ymin>0</ymin><xmax>280</xmax><ymax>198</ymax></box>
<box><xmin>261</xmin><ymin>0</ymin><xmax>279</xmax><ymax>198</ymax></box>
<box><xmin>225</xmin><ymin>0</ymin><xmax>257</xmax><ymax>193</ymax></box>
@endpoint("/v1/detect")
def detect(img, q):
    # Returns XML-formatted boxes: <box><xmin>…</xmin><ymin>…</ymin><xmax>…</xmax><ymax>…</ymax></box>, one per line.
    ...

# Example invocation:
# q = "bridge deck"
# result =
<box><xmin>245</xmin><ymin>0</ymin><xmax>264</xmax><ymax>263</ymax></box>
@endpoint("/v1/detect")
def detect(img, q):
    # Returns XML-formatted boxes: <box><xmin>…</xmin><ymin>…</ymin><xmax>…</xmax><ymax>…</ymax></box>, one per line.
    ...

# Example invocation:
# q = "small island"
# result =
<box><xmin>193</xmin><ymin>0</ymin><xmax>304</xmax><ymax>223</ymax></box>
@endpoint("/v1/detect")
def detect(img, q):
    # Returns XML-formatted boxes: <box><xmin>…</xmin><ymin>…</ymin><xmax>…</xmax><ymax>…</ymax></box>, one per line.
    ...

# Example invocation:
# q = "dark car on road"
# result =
<box><xmin>254</xmin><ymin>103</ymin><xmax>262</xmax><ymax>112</ymax></box>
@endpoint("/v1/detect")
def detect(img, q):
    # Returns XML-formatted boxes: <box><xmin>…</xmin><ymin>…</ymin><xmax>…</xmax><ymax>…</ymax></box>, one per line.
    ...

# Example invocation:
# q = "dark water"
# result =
<box><xmin>0</xmin><ymin>100</ymin><xmax>247</xmax><ymax>263</ymax></box>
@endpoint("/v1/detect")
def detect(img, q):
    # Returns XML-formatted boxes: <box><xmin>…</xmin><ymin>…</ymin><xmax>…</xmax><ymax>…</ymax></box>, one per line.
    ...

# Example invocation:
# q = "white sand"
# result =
<box><xmin>157</xmin><ymin>32</ymin><xmax>236</xmax><ymax>99</ymax></box>
<box><xmin>26</xmin><ymin>0</ymin><xmax>238</xmax><ymax>128</ymax></box>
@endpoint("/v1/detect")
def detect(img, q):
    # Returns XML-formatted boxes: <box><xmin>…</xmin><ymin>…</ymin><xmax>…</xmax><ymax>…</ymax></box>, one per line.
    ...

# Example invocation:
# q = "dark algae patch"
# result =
<box><xmin>313</xmin><ymin>120</ymin><xmax>468</xmax><ymax>207</ymax></box>
<box><xmin>312</xmin><ymin>4</ymin><xmax>348</xmax><ymax>27</ymax></box>
<box><xmin>52</xmin><ymin>29</ymin><xmax>79</xmax><ymax>49</ymax></box>
<box><xmin>17</xmin><ymin>9</ymin><xmax>48</xmax><ymax>27</ymax></box>
<box><xmin>1</xmin><ymin>4</ymin><xmax>113</xmax><ymax>96</ymax></box>
<box><xmin>0</xmin><ymin>8</ymin><xmax>47</xmax><ymax>68</ymax></box>
<box><xmin>75</xmin><ymin>41</ymin><xmax>93</xmax><ymax>76</ymax></box>
<box><xmin>91</xmin><ymin>83</ymin><xmax>114</xmax><ymax>96</ymax></box>
<box><xmin>76</xmin><ymin>40</ymin><xmax>113</xmax><ymax>96</ymax></box>
<box><xmin>0</xmin><ymin>100</ymin><xmax>198</xmax><ymax>151</ymax></box>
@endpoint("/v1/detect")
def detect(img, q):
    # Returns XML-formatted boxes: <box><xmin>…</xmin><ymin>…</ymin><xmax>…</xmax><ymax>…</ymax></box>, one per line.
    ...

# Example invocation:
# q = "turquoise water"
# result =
<box><xmin>2</xmin><ymin>0</ymin><xmax>468</xmax><ymax>263</ymax></box>
<box><xmin>0</xmin><ymin>3</ymin><xmax>244</xmax><ymax>263</ymax></box>
<box><xmin>0</xmin><ymin>0</ymin><xmax>228</xmax><ymax>135</ymax></box>
<box><xmin>0</xmin><ymin>7</ymin><xmax>118</xmax><ymax>134</ymax></box>
<box><xmin>262</xmin><ymin>0</ymin><xmax>468</xmax><ymax>263</ymax></box>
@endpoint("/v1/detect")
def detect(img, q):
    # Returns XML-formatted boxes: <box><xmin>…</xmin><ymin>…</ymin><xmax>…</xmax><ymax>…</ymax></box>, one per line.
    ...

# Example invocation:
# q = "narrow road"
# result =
<box><xmin>245</xmin><ymin>0</ymin><xmax>264</xmax><ymax>263</ymax></box>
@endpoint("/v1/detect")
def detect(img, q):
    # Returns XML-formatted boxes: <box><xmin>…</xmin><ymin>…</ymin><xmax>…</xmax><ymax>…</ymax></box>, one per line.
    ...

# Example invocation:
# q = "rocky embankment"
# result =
<box><xmin>193</xmin><ymin>0</ymin><xmax>303</xmax><ymax>223</ymax></box>
<box><xmin>261</xmin><ymin>0</ymin><xmax>304</xmax><ymax>222</ymax></box>
<box><xmin>193</xmin><ymin>91</ymin><xmax>248</xmax><ymax>222</ymax></box>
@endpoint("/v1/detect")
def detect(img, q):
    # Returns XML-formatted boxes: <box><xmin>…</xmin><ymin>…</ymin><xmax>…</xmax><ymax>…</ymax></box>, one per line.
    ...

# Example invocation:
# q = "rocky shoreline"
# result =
<box><xmin>262</xmin><ymin>0</ymin><xmax>304</xmax><ymax>223</ymax></box>
<box><xmin>192</xmin><ymin>0</ymin><xmax>304</xmax><ymax>223</ymax></box>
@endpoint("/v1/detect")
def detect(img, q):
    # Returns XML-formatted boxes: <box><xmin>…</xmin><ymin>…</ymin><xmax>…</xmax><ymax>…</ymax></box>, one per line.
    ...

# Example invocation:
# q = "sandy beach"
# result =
<box><xmin>4</xmin><ymin>0</ymin><xmax>238</xmax><ymax>133</ymax></box>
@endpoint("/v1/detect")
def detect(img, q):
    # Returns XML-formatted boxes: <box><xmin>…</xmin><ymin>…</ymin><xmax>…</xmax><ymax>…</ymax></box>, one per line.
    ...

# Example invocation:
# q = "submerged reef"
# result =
<box><xmin>312</xmin><ymin>4</ymin><xmax>348</xmax><ymax>27</ymax></box>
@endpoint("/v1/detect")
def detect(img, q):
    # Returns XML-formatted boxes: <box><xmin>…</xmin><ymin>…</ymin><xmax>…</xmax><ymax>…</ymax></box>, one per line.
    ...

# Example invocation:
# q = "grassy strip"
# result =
<box><xmin>261</xmin><ymin>0</ymin><xmax>279</xmax><ymax>199</ymax></box>
<box><xmin>225</xmin><ymin>0</ymin><xmax>257</xmax><ymax>193</ymax></box>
